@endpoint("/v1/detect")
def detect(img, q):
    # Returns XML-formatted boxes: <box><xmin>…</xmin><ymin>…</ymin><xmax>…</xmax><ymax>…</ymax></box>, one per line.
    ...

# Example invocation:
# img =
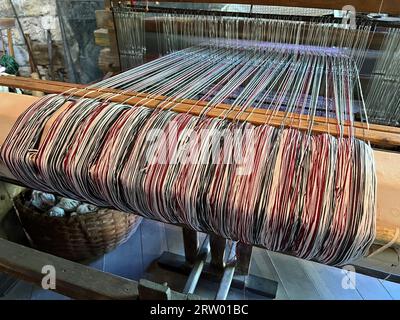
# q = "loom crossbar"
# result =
<box><xmin>143</xmin><ymin>0</ymin><xmax>400</xmax><ymax>16</ymax></box>
<box><xmin>1</xmin><ymin>76</ymin><xmax>399</xmax><ymax>148</ymax></box>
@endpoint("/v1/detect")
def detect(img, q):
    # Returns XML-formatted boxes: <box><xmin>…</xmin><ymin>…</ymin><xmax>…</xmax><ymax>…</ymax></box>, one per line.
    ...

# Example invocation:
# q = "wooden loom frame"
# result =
<box><xmin>1</xmin><ymin>76</ymin><xmax>400</xmax><ymax>147</ymax></box>
<box><xmin>149</xmin><ymin>0</ymin><xmax>400</xmax><ymax>15</ymax></box>
<box><xmin>0</xmin><ymin>75</ymin><xmax>400</xmax><ymax>287</ymax></box>
<box><xmin>108</xmin><ymin>0</ymin><xmax>400</xmax><ymax>15</ymax></box>
<box><xmin>1</xmin><ymin>0</ymin><xmax>400</xmax><ymax>298</ymax></box>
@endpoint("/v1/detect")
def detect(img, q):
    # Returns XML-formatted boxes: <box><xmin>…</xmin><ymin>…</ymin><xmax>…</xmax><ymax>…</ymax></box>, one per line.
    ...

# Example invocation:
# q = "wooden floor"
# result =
<box><xmin>0</xmin><ymin>218</ymin><xmax>399</xmax><ymax>300</ymax></box>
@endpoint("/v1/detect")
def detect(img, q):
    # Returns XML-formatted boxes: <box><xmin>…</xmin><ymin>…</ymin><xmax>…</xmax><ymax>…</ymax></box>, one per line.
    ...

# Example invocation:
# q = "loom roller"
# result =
<box><xmin>1</xmin><ymin>1</ymin><xmax>400</xmax><ymax>268</ymax></box>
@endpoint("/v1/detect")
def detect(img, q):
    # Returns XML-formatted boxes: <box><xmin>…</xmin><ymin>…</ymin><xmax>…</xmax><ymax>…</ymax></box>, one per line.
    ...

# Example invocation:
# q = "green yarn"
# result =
<box><xmin>0</xmin><ymin>54</ymin><xmax>19</xmax><ymax>75</ymax></box>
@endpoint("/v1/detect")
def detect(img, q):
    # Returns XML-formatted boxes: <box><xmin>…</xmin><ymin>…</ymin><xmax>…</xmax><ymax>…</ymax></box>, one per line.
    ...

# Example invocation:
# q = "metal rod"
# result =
<box><xmin>182</xmin><ymin>235</ymin><xmax>210</xmax><ymax>295</ymax></box>
<box><xmin>111</xmin><ymin>4</ymin><xmax>123</xmax><ymax>71</ymax></box>
<box><xmin>47</xmin><ymin>30</ymin><xmax>53</xmax><ymax>80</ymax></box>
<box><xmin>215</xmin><ymin>242</ymin><xmax>237</xmax><ymax>300</ymax></box>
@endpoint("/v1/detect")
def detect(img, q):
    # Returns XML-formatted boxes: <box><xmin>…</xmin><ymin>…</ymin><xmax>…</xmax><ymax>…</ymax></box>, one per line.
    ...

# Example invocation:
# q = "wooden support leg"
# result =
<box><xmin>235</xmin><ymin>242</ymin><xmax>253</xmax><ymax>276</ymax></box>
<box><xmin>182</xmin><ymin>228</ymin><xmax>198</xmax><ymax>264</ymax></box>
<box><xmin>158</xmin><ymin>234</ymin><xmax>275</xmax><ymax>300</ymax></box>
<box><xmin>210</xmin><ymin>234</ymin><xmax>226</xmax><ymax>271</ymax></box>
<box><xmin>7</xmin><ymin>29</ymin><xmax>14</xmax><ymax>57</ymax></box>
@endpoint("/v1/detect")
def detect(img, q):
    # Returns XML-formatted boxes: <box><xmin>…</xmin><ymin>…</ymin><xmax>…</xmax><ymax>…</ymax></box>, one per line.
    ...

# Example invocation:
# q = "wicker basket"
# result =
<box><xmin>14</xmin><ymin>190</ymin><xmax>142</xmax><ymax>261</ymax></box>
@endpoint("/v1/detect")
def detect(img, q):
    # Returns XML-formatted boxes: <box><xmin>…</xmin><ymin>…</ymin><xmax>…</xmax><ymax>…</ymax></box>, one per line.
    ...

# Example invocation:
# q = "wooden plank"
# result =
<box><xmin>0</xmin><ymin>19</ymin><xmax>15</xmax><ymax>30</ymax></box>
<box><xmin>155</xmin><ymin>0</ymin><xmax>400</xmax><ymax>15</ymax></box>
<box><xmin>0</xmin><ymin>238</ymin><xmax>139</xmax><ymax>300</ymax></box>
<box><xmin>4</xmin><ymin>75</ymin><xmax>400</xmax><ymax>135</ymax></box>
<box><xmin>1</xmin><ymin>77</ymin><xmax>399</xmax><ymax>148</ymax></box>
<box><xmin>6</xmin><ymin>29</ymin><xmax>14</xmax><ymax>57</ymax></box>
<box><xmin>139</xmin><ymin>278</ymin><xmax>172</xmax><ymax>299</ymax></box>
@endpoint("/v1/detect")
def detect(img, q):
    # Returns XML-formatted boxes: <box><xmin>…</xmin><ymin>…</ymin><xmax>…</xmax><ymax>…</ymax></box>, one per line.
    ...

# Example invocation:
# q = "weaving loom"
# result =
<box><xmin>1</xmin><ymin>0</ymin><xmax>400</xmax><ymax>298</ymax></box>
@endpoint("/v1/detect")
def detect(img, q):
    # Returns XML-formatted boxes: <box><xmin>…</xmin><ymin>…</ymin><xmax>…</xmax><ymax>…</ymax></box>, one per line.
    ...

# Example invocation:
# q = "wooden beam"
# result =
<box><xmin>0</xmin><ymin>237</ymin><xmax>200</xmax><ymax>299</ymax></box>
<box><xmin>0</xmin><ymin>18</ymin><xmax>15</xmax><ymax>30</ymax></box>
<box><xmin>6</xmin><ymin>29</ymin><xmax>14</xmax><ymax>57</ymax></box>
<box><xmin>0</xmin><ymin>238</ymin><xmax>139</xmax><ymax>300</ymax></box>
<box><xmin>0</xmin><ymin>76</ymin><xmax>399</xmax><ymax>148</ymax></box>
<box><xmin>155</xmin><ymin>0</ymin><xmax>400</xmax><ymax>15</ymax></box>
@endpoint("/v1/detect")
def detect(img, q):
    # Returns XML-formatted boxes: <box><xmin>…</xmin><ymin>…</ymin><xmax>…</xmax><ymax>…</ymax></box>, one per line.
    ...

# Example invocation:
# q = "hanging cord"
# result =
<box><xmin>368</xmin><ymin>228</ymin><xmax>400</xmax><ymax>258</ymax></box>
<box><xmin>367</xmin><ymin>227</ymin><xmax>400</xmax><ymax>281</ymax></box>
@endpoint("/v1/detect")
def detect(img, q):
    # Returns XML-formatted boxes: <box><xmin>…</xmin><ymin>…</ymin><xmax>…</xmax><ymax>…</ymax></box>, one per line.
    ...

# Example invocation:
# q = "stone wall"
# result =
<box><xmin>0</xmin><ymin>0</ymin><xmax>65</xmax><ymax>79</ymax></box>
<box><xmin>1</xmin><ymin>0</ymin><xmax>105</xmax><ymax>83</ymax></box>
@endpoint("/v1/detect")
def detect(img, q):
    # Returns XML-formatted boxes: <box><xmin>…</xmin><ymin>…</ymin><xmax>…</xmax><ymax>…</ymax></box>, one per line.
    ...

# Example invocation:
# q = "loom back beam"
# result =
<box><xmin>0</xmin><ymin>91</ymin><xmax>399</xmax><ymax>248</ymax></box>
<box><xmin>130</xmin><ymin>0</ymin><xmax>400</xmax><ymax>15</ymax></box>
<box><xmin>1</xmin><ymin>76</ymin><xmax>400</xmax><ymax>147</ymax></box>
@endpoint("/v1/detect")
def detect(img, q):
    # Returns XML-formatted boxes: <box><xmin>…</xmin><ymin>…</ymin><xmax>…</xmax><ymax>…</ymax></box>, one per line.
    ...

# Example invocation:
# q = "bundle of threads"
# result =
<box><xmin>28</xmin><ymin>190</ymin><xmax>98</xmax><ymax>218</ymax></box>
<box><xmin>0</xmin><ymin>14</ymin><xmax>379</xmax><ymax>266</ymax></box>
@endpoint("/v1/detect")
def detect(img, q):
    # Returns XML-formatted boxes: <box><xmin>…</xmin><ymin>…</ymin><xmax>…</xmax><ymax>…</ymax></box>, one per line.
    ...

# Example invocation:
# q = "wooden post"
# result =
<box><xmin>210</xmin><ymin>234</ymin><xmax>226</xmax><ymax>271</ymax></box>
<box><xmin>6</xmin><ymin>29</ymin><xmax>14</xmax><ymax>57</ymax></box>
<box><xmin>182</xmin><ymin>228</ymin><xmax>198</xmax><ymax>264</ymax></box>
<box><xmin>235</xmin><ymin>242</ymin><xmax>253</xmax><ymax>275</ymax></box>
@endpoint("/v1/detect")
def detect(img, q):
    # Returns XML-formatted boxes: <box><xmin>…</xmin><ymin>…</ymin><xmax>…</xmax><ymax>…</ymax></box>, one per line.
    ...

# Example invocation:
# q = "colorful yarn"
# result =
<box><xmin>1</xmin><ymin>94</ymin><xmax>376</xmax><ymax>265</ymax></box>
<box><xmin>0</xmin><ymin>54</ymin><xmax>19</xmax><ymax>75</ymax></box>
